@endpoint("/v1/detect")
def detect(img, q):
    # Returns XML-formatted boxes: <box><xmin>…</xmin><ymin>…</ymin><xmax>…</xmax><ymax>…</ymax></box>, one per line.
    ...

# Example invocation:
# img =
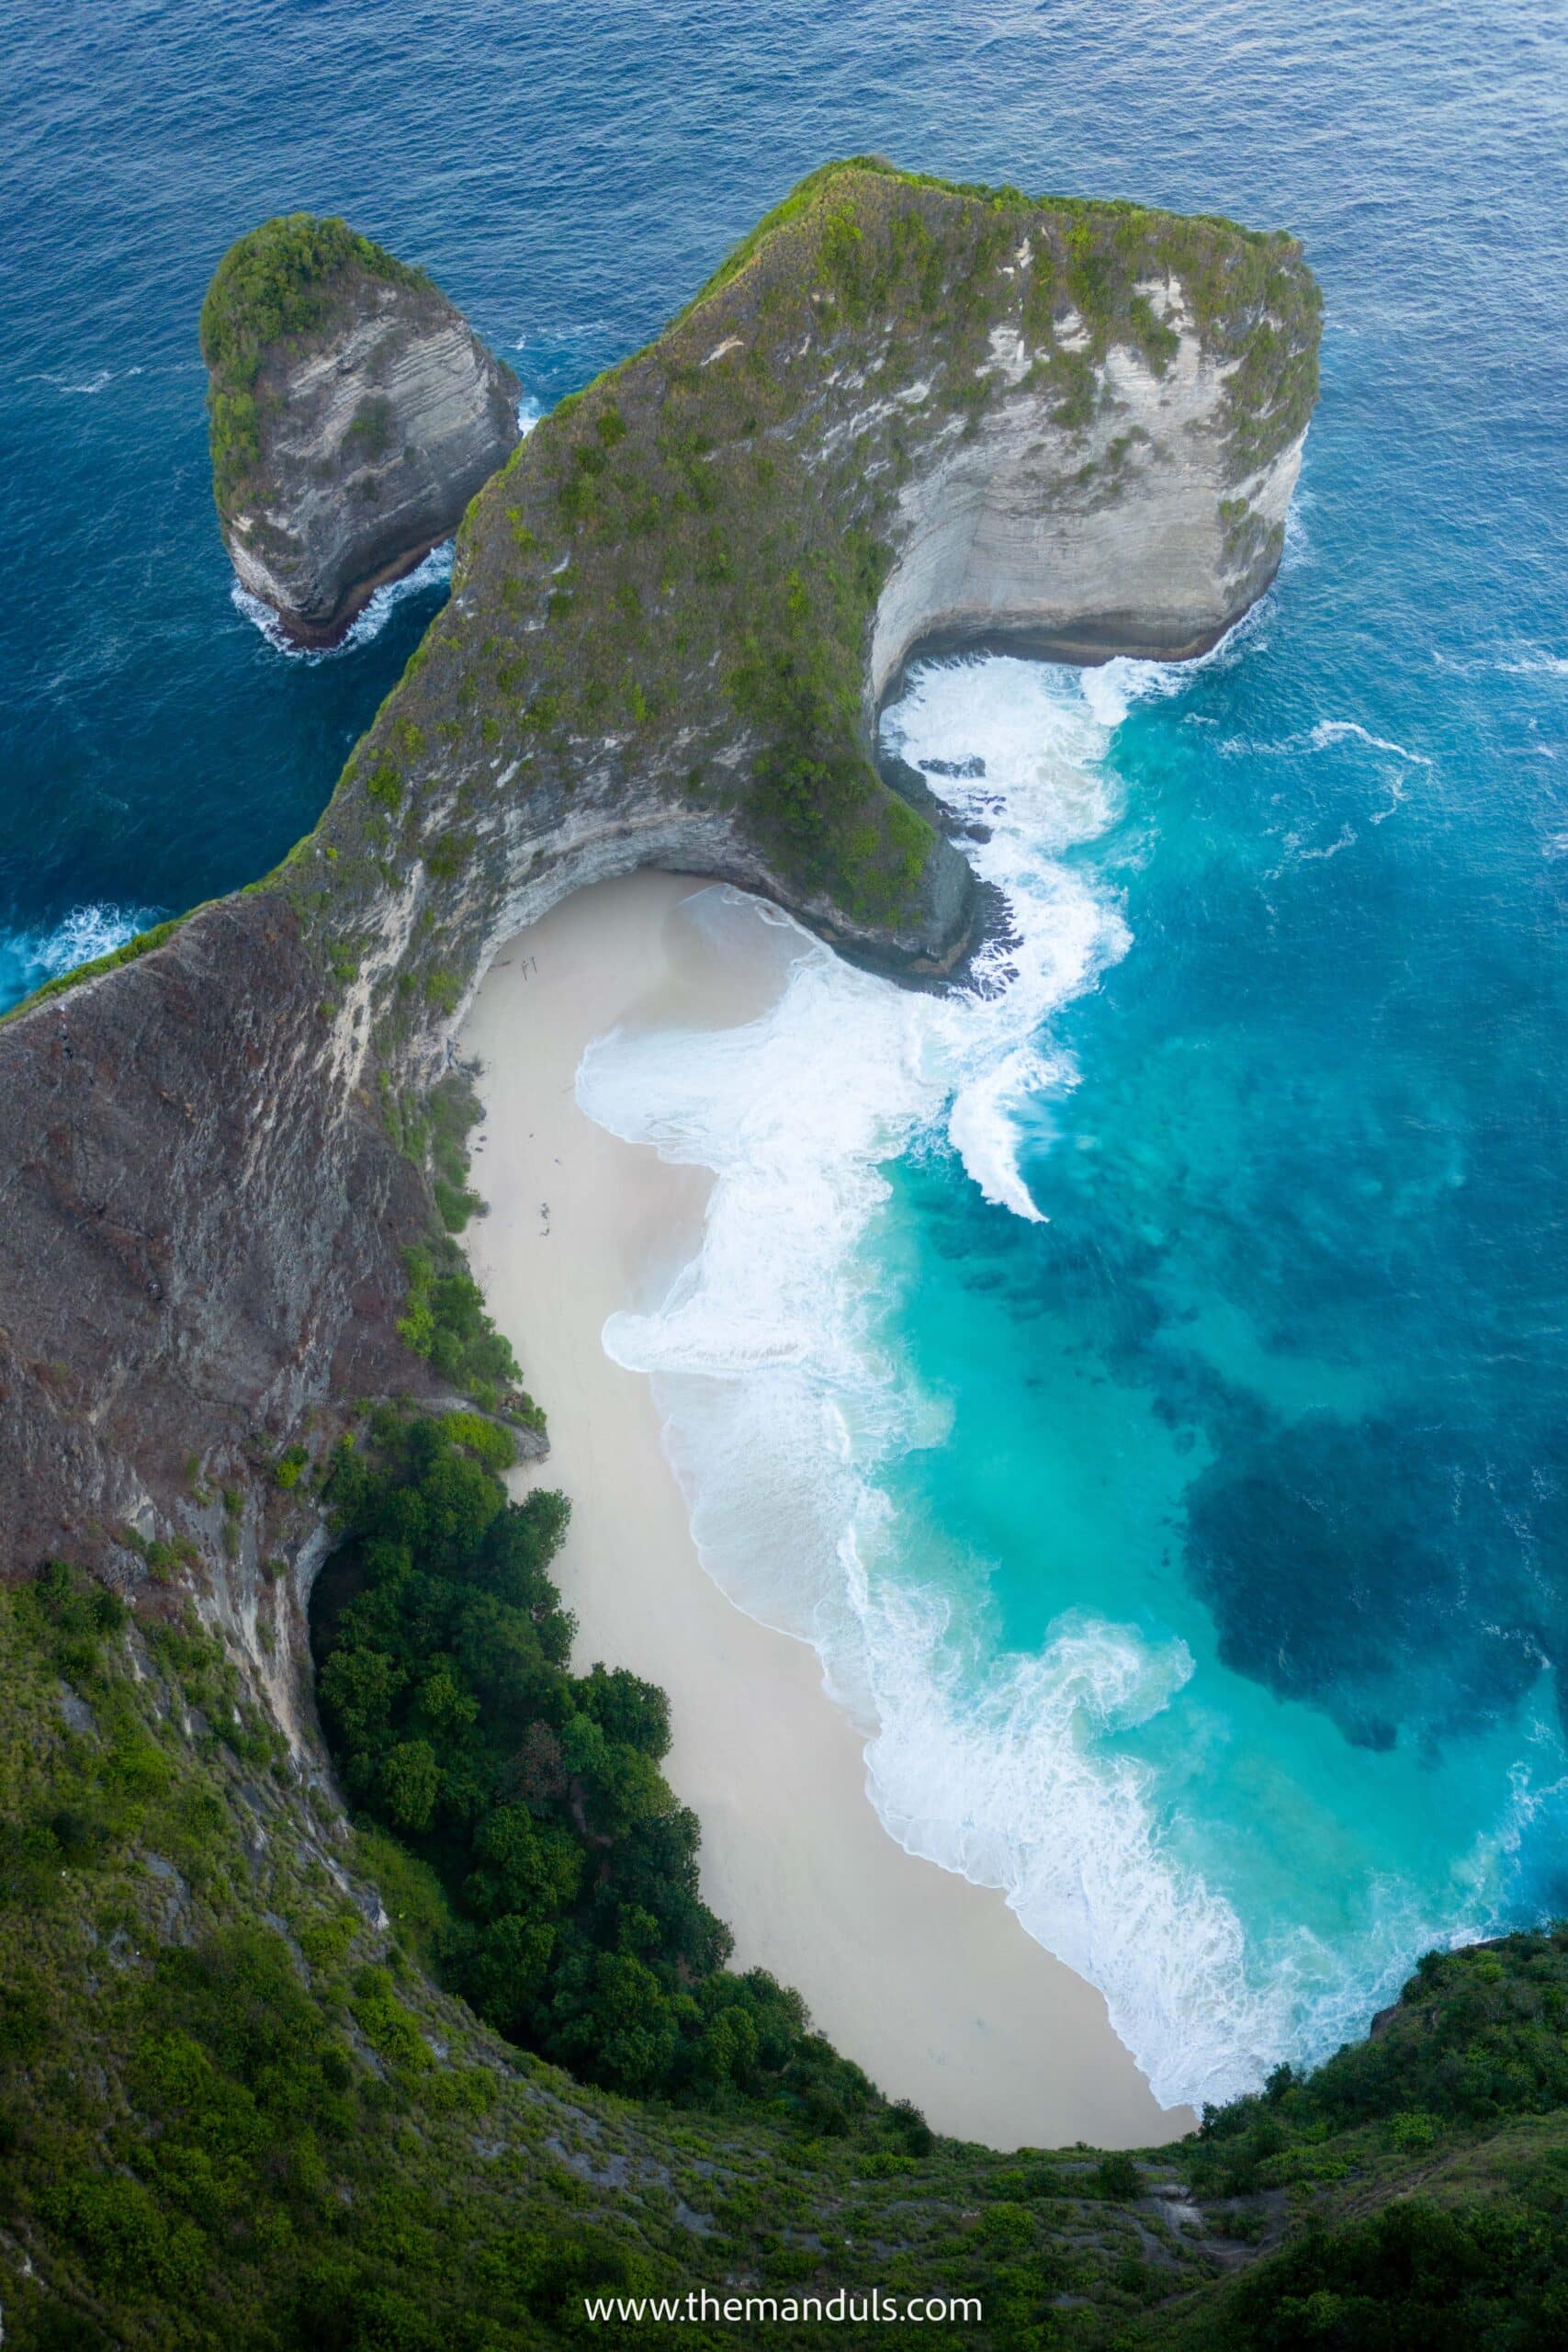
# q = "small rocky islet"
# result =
<box><xmin>202</xmin><ymin>213</ymin><xmax>520</xmax><ymax>646</ymax></box>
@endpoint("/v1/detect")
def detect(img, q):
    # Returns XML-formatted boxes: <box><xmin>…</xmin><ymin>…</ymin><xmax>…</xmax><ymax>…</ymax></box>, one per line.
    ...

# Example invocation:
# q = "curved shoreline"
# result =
<box><xmin>458</xmin><ymin>867</ymin><xmax>1190</xmax><ymax>2151</ymax></box>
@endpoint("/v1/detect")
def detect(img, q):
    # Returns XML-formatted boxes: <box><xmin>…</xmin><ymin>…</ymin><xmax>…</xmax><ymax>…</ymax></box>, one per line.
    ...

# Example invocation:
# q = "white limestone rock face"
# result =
<box><xmin>870</xmin><ymin>291</ymin><xmax>1304</xmax><ymax>699</ymax></box>
<box><xmin>221</xmin><ymin>270</ymin><xmax>519</xmax><ymax>645</ymax></box>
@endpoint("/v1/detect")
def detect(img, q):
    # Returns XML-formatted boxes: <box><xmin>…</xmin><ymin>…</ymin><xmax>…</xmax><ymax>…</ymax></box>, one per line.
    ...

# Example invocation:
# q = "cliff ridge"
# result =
<box><xmin>12</xmin><ymin>164</ymin><xmax>1548</xmax><ymax>2352</ymax></box>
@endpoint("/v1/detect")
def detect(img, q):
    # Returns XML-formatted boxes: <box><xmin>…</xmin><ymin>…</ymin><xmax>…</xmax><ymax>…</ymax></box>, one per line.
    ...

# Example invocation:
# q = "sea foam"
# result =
<box><xmin>576</xmin><ymin>649</ymin><xmax>1537</xmax><ymax>2109</ymax></box>
<box><xmin>0</xmin><ymin>900</ymin><xmax>161</xmax><ymax>1012</ymax></box>
<box><xmin>575</xmin><ymin>654</ymin><xmax>1306</xmax><ymax>2106</ymax></box>
<box><xmin>231</xmin><ymin>392</ymin><xmax>541</xmax><ymax>659</ymax></box>
<box><xmin>231</xmin><ymin>542</ymin><xmax>456</xmax><ymax>660</ymax></box>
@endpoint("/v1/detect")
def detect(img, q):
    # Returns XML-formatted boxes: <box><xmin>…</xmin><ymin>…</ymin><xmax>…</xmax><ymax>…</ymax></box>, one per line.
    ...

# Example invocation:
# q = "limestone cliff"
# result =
<box><xmin>0</xmin><ymin>161</ymin><xmax>1318</xmax><ymax>1606</ymax></box>
<box><xmin>202</xmin><ymin>214</ymin><xmax>520</xmax><ymax>645</ymax></box>
<box><xmin>336</xmin><ymin>158</ymin><xmax>1316</xmax><ymax>980</ymax></box>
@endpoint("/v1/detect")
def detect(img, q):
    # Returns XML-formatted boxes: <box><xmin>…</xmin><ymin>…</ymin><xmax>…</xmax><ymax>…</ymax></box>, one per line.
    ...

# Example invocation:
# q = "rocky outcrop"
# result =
<box><xmin>867</xmin><ymin>300</ymin><xmax>1305</xmax><ymax>695</ymax></box>
<box><xmin>0</xmin><ymin>899</ymin><xmax>428</xmax><ymax>1566</ymax></box>
<box><xmin>1</xmin><ymin>163</ymin><xmax>1318</xmax><ymax>1593</ymax></box>
<box><xmin>203</xmin><ymin>215</ymin><xmax>519</xmax><ymax>645</ymax></box>
<box><xmin>361</xmin><ymin>161</ymin><xmax>1317</xmax><ymax>984</ymax></box>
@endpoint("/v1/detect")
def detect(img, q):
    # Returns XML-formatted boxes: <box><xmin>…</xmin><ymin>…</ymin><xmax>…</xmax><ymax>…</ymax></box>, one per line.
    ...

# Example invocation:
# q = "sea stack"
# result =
<box><xmin>200</xmin><ymin>213</ymin><xmax>520</xmax><ymax>646</ymax></box>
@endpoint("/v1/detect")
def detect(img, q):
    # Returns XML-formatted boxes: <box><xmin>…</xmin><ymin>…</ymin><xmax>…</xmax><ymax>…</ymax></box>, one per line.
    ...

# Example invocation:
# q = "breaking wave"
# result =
<box><xmin>231</xmin><ymin>541</ymin><xmax>456</xmax><ymax>660</ymax></box>
<box><xmin>0</xmin><ymin>900</ymin><xmax>161</xmax><ymax>1012</ymax></box>
<box><xmin>574</xmin><ymin>654</ymin><xmax>1305</xmax><ymax>2108</ymax></box>
<box><xmin>571</xmin><ymin>647</ymin><xmax>1547</xmax><ymax>2109</ymax></box>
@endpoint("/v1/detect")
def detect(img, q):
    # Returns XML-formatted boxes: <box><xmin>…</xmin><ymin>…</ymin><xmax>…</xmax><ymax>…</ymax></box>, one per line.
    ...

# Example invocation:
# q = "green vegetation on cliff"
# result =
<box><xmin>253</xmin><ymin>156</ymin><xmax>1318</xmax><ymax>1016</ymax></box>
<box><xmin>199</xmin><ymin>213</ymin><xmax>428</xmax><ymax>514</ymax></box>
<box><xmin>679</xmin><ymin>156</ymin><xmax>1318</xmax><ymax>454</ymax></box>
<box><xmin>306</xmin><ymin>1410</ymin><xmax>1568</xmax><ymax>2346</ymax></box>
<box><xmin>1156</xmin><ymin>1938</ymin><xmax>1568</xmax><ymax>2348</ymax></box>
<box><xmin>0</xmin><ymin>1553</ymin><xmax>1222</xmax><ymax>2349</ymax></box>
<box><xmin>312</xmin><ymin>1413</ymin><xmax>918</xmax><ymax>2133</ymax></box>
<box><xmin>433</xmin><ymin>162</ymin><xmax>1307</xmax><ymax>897</ymax></box>
<box><xmin>0</xmin><ymin>913</ymin><xmax>186</xmax><ymax>1025</ymax></box>
<box><xmin>380</xmin><ymin>1071</ymin><xmax>547</xmax><ymax>1429</ymax></box>
<box><xmin>19</xmin><ymin>162</ymin><xmax>1320</xmax><ymax>1032</ymax></box>
<box><xmin>19</xmin><ymin>164</ymin><xmax>1517</xmax><ymax>2352</ymax></box>
<box><xmin>5</xmin><ymin>1534</ymin><xmax>1568</xmax><ymax>2349</ymax></box>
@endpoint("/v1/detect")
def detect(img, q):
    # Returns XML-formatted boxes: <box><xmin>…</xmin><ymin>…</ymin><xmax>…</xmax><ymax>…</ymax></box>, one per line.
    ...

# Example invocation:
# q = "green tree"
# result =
<box><xmin>379</xmin><ymin>1741</ymin><xmax>440</xmax><ymax>1833</ymax></box>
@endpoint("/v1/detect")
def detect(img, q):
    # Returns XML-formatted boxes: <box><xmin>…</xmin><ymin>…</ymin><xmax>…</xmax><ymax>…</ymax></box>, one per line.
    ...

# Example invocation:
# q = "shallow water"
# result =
<box><xmin>6</xmin><ymin>1</ymin><xmax>1566</xmax><ymax>2107</ymax></box>
<box><xmin>586</xmin><ymin>618</ymin><xmax>1568</xmax><ymax>2111</ymax></box>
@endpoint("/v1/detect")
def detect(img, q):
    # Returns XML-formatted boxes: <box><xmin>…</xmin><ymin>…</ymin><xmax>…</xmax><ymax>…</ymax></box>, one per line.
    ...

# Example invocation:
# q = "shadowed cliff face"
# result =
<box><xmin>204</xmin><ymin>219</ymin><xmax>519</xmax><ymax>645</ymax></box>
<box><xmin>0</xmin><ymin>902</ymin><xmax>428</xmax><ymax>1566</ymax></box>
<box><xmin>0</xmin><ymin>163</ymin><xmax>1318</xmax><ymax>1600</ymax></box>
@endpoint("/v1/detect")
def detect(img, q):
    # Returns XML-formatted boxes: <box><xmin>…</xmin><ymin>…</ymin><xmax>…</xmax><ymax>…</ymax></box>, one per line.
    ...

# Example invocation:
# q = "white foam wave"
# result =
<box><xmin>232</xmin><ymin>540</ymin><xmax>455</xmax><ymax>660</ymax></box>
<box><xmin>28</xmin><ymin>364</ymin><xmax>146</xmax><ymax>396</ymax></box>
<box><xmin>574</xmin><ymin>655</ymin><xmax>1310</xmax><ymax>2106</ymax></box>
<box><xmin>1280</xmin><ymin>492</ymin><xmax>1314</xmax><ymax>573</ymax></box>
<box><xmin>1286</xmin><ymin>821</ymin><xmax>1359</xmax><ymax>863</ymax></box>
<box><xmin>572</xmin><ymin>647</ymin><xmax>1553</xmax><ymax>2111</ymax></box>
<box><xmin>1436</xmin><ymin>643</ymin><xmax>1568</xmax><ymax>683</ymax></box>
<box><xmin>857</xmin><ymin>1590</ymin><xmax>1303</xmax><ymax>2109</ymax></box>
<box><xmin>1501</xmin><ymin>652</ymin><xmax>1568</xmax><ymax>678</ymax></box>
<box><xmin>0</xmin><ymin>901</ymin><xmax>161</xmax><ymax>1006</ymax></box>
<box><xmin>1310</xmin><ymin>718</ymin><xmax>1432</xmax><ymax>764</ymax></box>
<box><xmin>231</xmin><ymin>390</ymin><xmax>540</xmax><ymax>659</ymax></box>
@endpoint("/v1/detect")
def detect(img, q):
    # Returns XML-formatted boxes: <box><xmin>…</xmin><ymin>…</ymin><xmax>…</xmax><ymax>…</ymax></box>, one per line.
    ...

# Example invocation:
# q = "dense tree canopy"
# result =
<box><xmin>314</xmin><ymin>1414</ymin><xmax>926</xmax><ymax>2140</ymax></box>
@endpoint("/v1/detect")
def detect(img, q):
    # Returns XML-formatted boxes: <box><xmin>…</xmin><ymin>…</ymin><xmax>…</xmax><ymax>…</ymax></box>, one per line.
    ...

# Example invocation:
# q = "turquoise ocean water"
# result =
<box><xmin>6</xmin><ymin>3</ymin><xmax>1566</xmax><ymax>2109</ymax></box>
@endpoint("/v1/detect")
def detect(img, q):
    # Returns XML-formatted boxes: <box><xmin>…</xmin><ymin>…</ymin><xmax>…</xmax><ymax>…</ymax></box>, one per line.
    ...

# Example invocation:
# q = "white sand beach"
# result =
<box><xmin>458</xmin><ymin>869</ymin><xmax>1187</xmax><ymax>2152</ymax></box>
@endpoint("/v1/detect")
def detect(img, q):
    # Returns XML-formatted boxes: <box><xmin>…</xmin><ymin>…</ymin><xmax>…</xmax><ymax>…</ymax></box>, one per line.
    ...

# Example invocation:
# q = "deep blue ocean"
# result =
<box><xmin>6</xmin><ymin>1</ymin><xmax>1566</xmax><ymax>2109</ymax></box>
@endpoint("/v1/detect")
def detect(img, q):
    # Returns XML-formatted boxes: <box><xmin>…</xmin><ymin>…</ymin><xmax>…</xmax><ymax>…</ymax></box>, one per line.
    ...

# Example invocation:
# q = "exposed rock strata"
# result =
<box><xmin>0</xmin><ymin>164</ymin><xmax>1319</xmax><ymax>1609</ymax></box>
<box><xmin>205</xmin><ymin>219</ymin><xmax>519</xmax><ymax>645</ymax></box>
<box><xmin>868</xmin><ymin>302</ymin><xmax>1303</xmax><ymax>695</ymax></box>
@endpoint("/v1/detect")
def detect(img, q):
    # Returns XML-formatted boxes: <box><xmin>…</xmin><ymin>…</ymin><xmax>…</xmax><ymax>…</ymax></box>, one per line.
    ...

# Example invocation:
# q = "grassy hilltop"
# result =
<box><xmin>18</xmin><ymin>156</ymin><xmax>1319</xmax><ymax>1023</ymax></box>
<box><xmin>300</xmin><ymin>157</ymin><xmax>1315</xmax><ymax>961</ymax></box>
<box><xmin>199</xmin><ymin>214</ymin><xmax>432</xmax><ymax>520</ymax></box>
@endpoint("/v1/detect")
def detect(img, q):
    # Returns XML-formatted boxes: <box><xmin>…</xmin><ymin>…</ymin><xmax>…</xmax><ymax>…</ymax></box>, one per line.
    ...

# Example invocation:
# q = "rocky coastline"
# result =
<box><xmin>14</xmin><ymin>160</ymin><xmax>1555</xmax><ymax>2352</ymax></box>
<box><xmin>0</xmin><ymin>161</ymin><xmax>1320</xmax><ymax>1652</ymax></box>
